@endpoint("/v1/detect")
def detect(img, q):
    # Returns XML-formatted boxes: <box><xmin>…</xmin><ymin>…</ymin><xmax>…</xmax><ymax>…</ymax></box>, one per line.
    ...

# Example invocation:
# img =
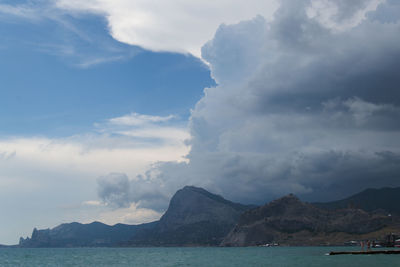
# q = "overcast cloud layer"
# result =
<box><xmin>98</xmin><ymin>0</ymin><xmax>400</xmax><ymax>210</ymax></box>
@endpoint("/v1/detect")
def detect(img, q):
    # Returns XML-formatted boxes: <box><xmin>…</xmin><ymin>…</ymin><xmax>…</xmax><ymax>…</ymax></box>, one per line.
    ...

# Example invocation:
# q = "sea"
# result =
<box><xmin>0</xmin><ymin>247</ymin><xmax>399</xmax><ymax>266</ymax></box>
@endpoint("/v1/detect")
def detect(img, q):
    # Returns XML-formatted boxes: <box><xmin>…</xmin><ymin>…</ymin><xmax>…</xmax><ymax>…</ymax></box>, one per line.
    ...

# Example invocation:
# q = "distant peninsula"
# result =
<box><xmin>16</xmin><ymin>186</ymin><xmax>400</xmax><ymax>248</ymax></box>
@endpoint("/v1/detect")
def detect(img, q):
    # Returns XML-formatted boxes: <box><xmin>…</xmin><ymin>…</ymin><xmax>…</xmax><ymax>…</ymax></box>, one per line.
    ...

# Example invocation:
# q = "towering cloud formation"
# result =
<box><xmin>98</xmin><ymin>0</ymin><xmax>400</xmax><ymax>209</ymax></box>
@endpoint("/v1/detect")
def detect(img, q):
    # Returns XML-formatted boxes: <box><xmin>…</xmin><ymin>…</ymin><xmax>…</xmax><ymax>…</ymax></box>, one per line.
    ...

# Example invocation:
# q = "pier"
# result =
<box><xmin>329</xmin><ymin>250</ymin><xmax>400</xmax><ymax>255</ymax></box>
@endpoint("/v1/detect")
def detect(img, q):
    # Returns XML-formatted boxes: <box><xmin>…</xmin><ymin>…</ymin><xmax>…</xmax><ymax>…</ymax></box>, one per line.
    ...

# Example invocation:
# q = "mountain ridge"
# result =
<box><xmin>314</xmin><ymin>187</ymin><xmax>400</xmax><ymax>215</ymax></box>
<box><xmin>17</xmin><ymin>186</ymin><xmax>400</xmax><ymax>247</ymax></box>
<box><xmin>19</xmin><ymin>221</ymin><xmax>157</xmax><ymax>248</ymax></box>
<box><xmin>19</xmin><ymin>186</ymin><xmax>254</xmax><ymax>247</ymax></box>
<box><xmin>221</xmin><ymin>193</ymin><xmax>397</xmax><ymax>246</ymax></box>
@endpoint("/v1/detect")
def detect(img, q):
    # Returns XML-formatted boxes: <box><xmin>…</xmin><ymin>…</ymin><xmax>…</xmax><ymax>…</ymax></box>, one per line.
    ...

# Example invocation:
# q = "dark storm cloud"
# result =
<box><xmin>97</xmin><ymin>173</ymin><xmax>131</xmax><ymax>208</ymax></box>
<box><xmin>189</xmin><ymin>0</ymin><xmax>400</xmax><ymax>203</ymax></box>
<box><xmin>368</xmin><ymin>0</ymin><xmax>400</xmax><ymax>23</ymax></box>
<box><xmin>99</xmin><ymin>0</ymin><xmax>400</xmax><ymax>209</ymax></box>
<box><xmin>97</xmin><ymin>172</ymin><xmax>169</xmax><ymax>210</ymax></box>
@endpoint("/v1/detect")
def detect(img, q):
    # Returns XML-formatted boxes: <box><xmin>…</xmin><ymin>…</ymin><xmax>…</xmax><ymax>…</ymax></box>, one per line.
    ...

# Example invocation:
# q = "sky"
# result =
<box><xmin>1</xmin><ymin>0</ymin><xmax>400</xmax><ymax>245</ymax></box>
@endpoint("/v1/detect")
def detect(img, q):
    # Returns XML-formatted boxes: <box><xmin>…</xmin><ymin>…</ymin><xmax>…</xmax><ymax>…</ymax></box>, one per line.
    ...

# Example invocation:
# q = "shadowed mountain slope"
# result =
<box><xmin>19</xmin><ymin>186</ymin><xmax>255</xmax><ymax>247</ymax></box>
<box><xmin>221</xmin><ymin>194</ymin><xmax>397</xmax><ymax>246</ymax></box>
<box><xmin>18</xmin><ymin>186</ymin><xmax>400</xmax><ymax>247</ymax></box>
<box><xmin>314</xmin><ymin>187</ymin><xmax>400</xmax><ymax>215</ymax></box>
<box><xmin>19</xmin><ymin>221</ymin><xmax>157</xmax><ymax>247</ymax></box>
<box><xmin>126</xmin><ymin>186</ymin><xmax>255</xmax><ymax>246</ymax></box>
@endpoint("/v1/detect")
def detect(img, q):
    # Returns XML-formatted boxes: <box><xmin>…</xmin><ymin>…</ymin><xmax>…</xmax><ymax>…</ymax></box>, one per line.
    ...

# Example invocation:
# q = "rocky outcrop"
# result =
<box><xmin>221</xmin><ymin>194</ymin><xmax>395</xmax><ymax>246</ymax></box>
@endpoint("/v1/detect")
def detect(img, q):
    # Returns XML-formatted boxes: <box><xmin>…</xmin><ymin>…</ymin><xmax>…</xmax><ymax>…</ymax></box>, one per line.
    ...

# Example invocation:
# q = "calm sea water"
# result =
<box><xmin>0</xmin><ymin>247</ymin><xmax>399</xmax><ymax>266</ymax></box>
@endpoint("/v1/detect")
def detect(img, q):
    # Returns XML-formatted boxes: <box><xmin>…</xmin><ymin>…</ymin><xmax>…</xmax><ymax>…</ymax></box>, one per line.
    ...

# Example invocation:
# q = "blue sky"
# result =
<box><xmin>0</xmin><ymin>11</ymin><xmax>214</xmax><ymax>136</ymax></box>
<box><xmin>0</xmin><ymin>0</ymin><xmax>219</xmax><ymax>244</ymax></box>
<box><xmin>1</xmin><ymin>0</ymin><xmax>400</xmax><ymax>245</ymax></box>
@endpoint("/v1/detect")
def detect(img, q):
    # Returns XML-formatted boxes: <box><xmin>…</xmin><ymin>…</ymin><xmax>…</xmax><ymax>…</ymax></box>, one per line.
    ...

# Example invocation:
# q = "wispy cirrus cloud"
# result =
<box><xmin>3</xmin><ymin>0</ymin><xmax>381</xmax><ymax>60</ymax></box>
<box><xmin>96</xmin><ymin>113</ymin><xmax>190</xmax><ymax>147</ymax></box>
<box><xmin>53</xmin><ymin>0</ymin><xmax>383</xmax><ymax>57</ymax></box>
<box><xmin>108</xmin><ymin>113</ymin><xmax>176</xmax><ymax>127</ymax></box>
<box><xmin>0</xmin><ymin>0</ymin><xmax>141</xmax><ymax>68</ymax></box>
<box><xmin>54</xmin><ymin>0</ymin><xmax>280</xmax><ymax>57</ymax></box>
<box><xmin>0</xmin><ymin>1</ymin><xmax>47</xmax><ymax>20</ymax></box>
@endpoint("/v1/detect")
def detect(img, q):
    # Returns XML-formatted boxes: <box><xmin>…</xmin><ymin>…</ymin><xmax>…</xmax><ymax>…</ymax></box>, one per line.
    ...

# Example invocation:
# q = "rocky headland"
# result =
<box><xmin>18</xmin><ymin>186</ymin><xmax>400</xmax><ymax>247</ymax></box>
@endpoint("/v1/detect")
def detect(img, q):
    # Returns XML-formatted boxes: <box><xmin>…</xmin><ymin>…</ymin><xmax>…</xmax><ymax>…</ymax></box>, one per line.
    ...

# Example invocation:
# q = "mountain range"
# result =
<box><xmin>314</xmin><ymin>187</ymin><xmax>400</xmax><ymax>215</ymax></box>
<box><xmin>19</xmin><ymin>186</ymin><xmax>254</xmax><ymax>247</ymax></box>
<box><xmin>222</xmin><ymin>194</ymin><xmax>396</xmax><ymax>246</ymax></box>
<box><xmin>17</xmin><ymin>186</ymin><xmax>400</xmax><ymax>247</ymax></box>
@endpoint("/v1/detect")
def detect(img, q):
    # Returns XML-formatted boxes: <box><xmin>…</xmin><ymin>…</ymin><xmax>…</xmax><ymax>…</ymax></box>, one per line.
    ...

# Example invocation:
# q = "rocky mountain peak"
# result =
<box><xmin>158</xmin><ymin>186</ymin><xmax>250</xmax><ymax>230</ymax></box>
<box><xmin>271</xmin><ymin>193</ymin><xmax>302</xmax><ymax>205</ymax></box>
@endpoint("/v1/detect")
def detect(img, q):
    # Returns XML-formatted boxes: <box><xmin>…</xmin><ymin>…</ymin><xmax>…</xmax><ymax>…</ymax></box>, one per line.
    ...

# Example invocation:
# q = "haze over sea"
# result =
<box><xmin>1</xmin><ymin>247</ymin><xmax>399</xmax><ymax>267</ymax></box>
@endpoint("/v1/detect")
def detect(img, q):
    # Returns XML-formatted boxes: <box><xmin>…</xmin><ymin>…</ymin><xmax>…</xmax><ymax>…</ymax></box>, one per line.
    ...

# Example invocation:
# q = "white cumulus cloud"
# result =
<box><xmin>0</xmin><ymin>112</ymin><xmax>188</xmax><ymax>244</ymax></box>
<box><xmin>54</xmin><ymin>0</ymin><xmax>280</xmax><ymax>56</ymax></box>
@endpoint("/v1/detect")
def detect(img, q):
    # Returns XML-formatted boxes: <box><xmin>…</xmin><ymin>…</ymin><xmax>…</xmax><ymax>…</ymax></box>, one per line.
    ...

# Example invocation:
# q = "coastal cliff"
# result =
<box><xmin>19</xmin><ymin>221</ymin><xmax>157</xmax><ymax>247</ymax></box>
<box><xmin>20</xmin><ymin>186</ymin><xmax>254</xmax><ymax>247</ymax></box>
<box><xmin>19</xmin><ymin>186</ymin><xmax>400</xmax><ymax>247</ymax></box>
